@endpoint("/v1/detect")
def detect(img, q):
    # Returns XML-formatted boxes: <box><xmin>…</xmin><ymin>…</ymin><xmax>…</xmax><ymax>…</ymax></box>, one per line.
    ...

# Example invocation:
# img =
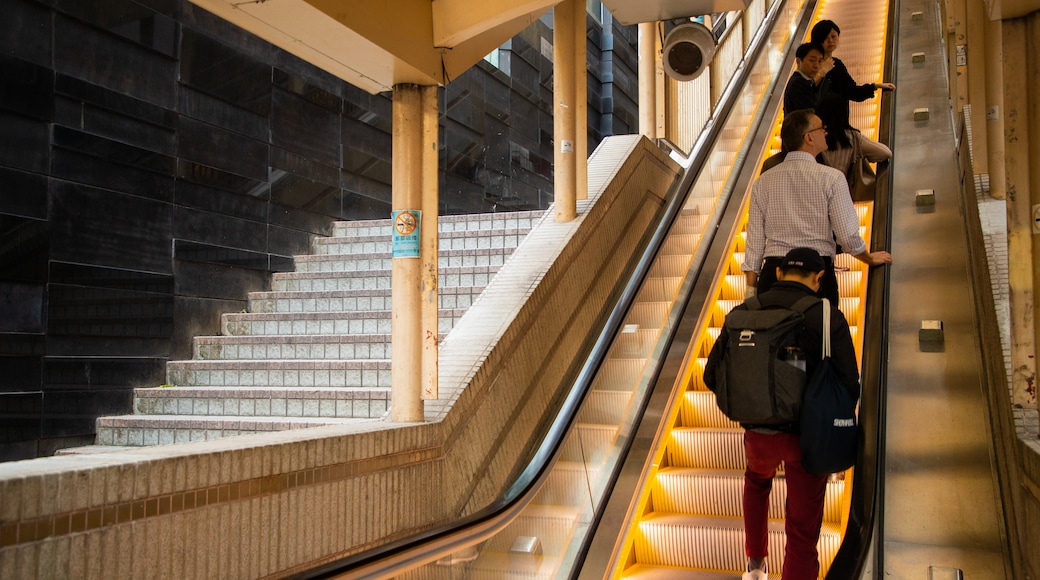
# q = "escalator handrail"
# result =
<box><xmin>293</xmin><ymin>2</ymin><xmax>801</xmax><ymax>578</ymax></box>
<box><xmin>823</xmin><ymin>0</ymin><xmax>898</xmax><ymax>576</ymax></box>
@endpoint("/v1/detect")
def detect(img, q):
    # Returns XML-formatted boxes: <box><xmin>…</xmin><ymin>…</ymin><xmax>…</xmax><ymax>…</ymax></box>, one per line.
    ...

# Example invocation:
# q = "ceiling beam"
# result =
<box><xmin>431</xmin><ymin>0</ymin><xmax>557</xmax><ymax>47</ymax></box>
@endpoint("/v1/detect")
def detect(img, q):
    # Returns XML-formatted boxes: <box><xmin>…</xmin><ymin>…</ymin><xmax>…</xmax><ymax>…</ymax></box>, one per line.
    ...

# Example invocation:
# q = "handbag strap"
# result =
<box><xmin>821</xmin><ymin>298</ymin><xmax>831</xmax><ymax>359</ymax></box>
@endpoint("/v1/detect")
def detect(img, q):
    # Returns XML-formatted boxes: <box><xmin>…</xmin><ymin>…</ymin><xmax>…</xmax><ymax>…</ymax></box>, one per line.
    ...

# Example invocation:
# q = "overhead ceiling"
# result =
<box><xmin>187</xmin><ymin>0</ymin><xmax>557</xmax><ymax>94</ymax></box>
<box><xmin>187</xmin><ymin>0</ymin><xmax>760</xmax><ymax>95</ymax></box>
<box><xmin>189</xmin><ymin>0</ymin><xmax>1038</xmax><ymax>96</ymax></box>
<box><xmin>599</xmin><ymin>0</ymin><xmax>751</xmax><ymax>25</ymax></box>
<box><xmin>986</xmin><ymin>0</ymin><xmax>1040</xmax><ymax>19</ymax></box>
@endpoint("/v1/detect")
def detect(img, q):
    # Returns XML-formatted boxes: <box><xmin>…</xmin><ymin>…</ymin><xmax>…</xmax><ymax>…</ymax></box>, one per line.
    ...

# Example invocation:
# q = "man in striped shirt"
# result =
<box><xmin>743</xmin><ymin>109</ymin><xmax>892</xmax><ymax>303</ymax></box>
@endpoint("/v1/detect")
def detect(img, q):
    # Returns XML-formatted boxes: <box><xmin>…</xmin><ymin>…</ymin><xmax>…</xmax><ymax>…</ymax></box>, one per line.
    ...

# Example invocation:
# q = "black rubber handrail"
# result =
<box><xmin>824</xmin><ymin>0</ymin><xmax>898</xmax><ymax>576</ymax></box>
<box><xmin>292</xmin><ymin>2</ymin><xmax>802</xmax><ymax>577</ymax></box>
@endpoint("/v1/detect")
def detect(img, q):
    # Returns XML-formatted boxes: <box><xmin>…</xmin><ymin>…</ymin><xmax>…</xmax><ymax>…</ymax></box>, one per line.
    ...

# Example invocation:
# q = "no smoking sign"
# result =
<box><xmin>392</xmin><ymin>210</ymin><xmax>421</xmax><ymax>258</ymax></box>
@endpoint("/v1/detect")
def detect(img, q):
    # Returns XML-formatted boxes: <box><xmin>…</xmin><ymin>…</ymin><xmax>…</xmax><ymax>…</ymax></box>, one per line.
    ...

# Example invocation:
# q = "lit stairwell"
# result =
<box><xmin>92</xmin><ymin>211</ymin><xmax>543</xmax><ymax>447</ymax></box>
<box><xmin>617</xmin><ymin>203</ymin><xmax>872</xmax><ymax>579</ymax></box>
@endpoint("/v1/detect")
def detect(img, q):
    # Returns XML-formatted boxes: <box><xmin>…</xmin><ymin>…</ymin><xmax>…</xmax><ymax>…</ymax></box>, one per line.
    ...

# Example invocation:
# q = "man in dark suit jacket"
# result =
<box><xmin>783</xmin><ymin>42</ymin><xmax>826</xmax><ymax>115</ymax></box>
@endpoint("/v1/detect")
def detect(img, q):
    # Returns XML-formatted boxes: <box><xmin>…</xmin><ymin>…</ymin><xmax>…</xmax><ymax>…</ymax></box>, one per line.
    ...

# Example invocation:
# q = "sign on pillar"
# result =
<box><xmin>392</xmin><ymin>210</ymin><xmax>421</xmax><ymax>258</ymax></box>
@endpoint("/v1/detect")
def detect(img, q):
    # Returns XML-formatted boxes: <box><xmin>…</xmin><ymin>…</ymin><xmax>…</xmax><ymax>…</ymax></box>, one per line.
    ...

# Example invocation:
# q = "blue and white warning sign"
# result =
<box><xmin>391</xmin><ymin>209</ymin><xmax>421</xmax><ymax>258</ymax></box>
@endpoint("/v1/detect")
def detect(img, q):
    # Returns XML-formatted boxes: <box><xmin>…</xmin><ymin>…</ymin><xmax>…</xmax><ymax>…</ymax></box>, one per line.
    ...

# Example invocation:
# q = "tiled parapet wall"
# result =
<box><xmin>0</xmin><ymin>135</ymin><xmax>681</xmax><ymax>578</ymax></box>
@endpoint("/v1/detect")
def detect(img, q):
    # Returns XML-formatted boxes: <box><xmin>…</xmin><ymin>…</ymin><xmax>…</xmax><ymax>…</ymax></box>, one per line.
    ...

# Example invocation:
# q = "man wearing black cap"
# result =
<box><xmin>705</xmin><ymin>247</ymin><xmax>861</xmax><ymax>580</ymax></box>
<box><xmin>743</xmin><ymin>108</ymin><xmax>892</xmax><ymax>303</ymax></box>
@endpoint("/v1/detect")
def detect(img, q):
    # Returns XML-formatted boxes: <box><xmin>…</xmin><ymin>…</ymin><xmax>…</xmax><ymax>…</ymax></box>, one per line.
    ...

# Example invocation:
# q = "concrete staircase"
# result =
<box><xmin>93</xmin><ymin>211</ymin><xmax>543</xmax><ymax>447</ymax></box>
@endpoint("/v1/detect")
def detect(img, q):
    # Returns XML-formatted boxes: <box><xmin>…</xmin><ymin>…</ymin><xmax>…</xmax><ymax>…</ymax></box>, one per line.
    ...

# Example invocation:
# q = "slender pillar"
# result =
<box><xmin>391</xmin><ymin>84</ymin><xmax>425</xmax><ymax>422</ymax></box>
<box><xmin>1027</xmin><ymin>12</ymin><xmax>1040</xmax><ymax>417</ymax></box>
<box><xmin>420</xmin><ymin>85</ymin><xmax>439</xmax><ymax>401</ymax></box>
<box><xmin>949</xmin><ymin>0</ymin><xmax>969</xmax><ymax>111</ymax></box>
<box><xmin>639</xmin><ymin>22</ymin><xmax>657</xmax><ymax>137</ymax></box>
<box><xmin>965</xmin><ymin>0</ymin><xmax>988</xmax><ymax>172</ymax></box>
<box><xmin>1001</xmin><ymin>18</ymin><xmax>1038</xmax><ymax>412</ymax></box>
<box><xmin>553</xmin><ymin>0</ymin><xmax>578</xmax><ymax>222</ymax></box>
<box><xmin>984</xmin><ymin>15</ymin><xmax>1006</xmax><ymax>199</ymax></box>
<box><xmin>573</xmin><ymin>2</ymin><xmax>587</xmax><ymax>201</ymax></box>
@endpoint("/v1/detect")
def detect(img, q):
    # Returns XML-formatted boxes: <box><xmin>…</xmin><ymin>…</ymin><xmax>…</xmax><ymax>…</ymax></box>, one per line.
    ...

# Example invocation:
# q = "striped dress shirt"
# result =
<box><xmin>742</xmin><ymin>151</ymin><xmax>867</xmax><ymax>274</ymax></box>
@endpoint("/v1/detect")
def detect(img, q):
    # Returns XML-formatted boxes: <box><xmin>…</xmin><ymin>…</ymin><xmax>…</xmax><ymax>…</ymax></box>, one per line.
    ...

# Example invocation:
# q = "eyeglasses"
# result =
<box><xmin>803</xmin><ymin>125</ymin><xmax>827</xmax><ymax>137</ymax></box>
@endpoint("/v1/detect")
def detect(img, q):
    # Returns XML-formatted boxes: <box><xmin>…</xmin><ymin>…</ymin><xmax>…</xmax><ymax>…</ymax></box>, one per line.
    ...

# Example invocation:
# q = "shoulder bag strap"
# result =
<box><xmin>821</xmin><ymin>297</ymin><xmax>831</xmax><ymax>359</ymax></box>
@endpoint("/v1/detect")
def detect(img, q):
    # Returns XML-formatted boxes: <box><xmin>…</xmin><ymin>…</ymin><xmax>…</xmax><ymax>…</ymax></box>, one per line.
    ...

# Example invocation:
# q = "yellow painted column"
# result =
<box><xmin>391</xmin><ymin>83</ymin><xmax>425</xmax><ymax>422</ymax></box>
<box><xmin>1001</xmin><ymin>18</ymin><xmax>1037</xmax><ymax>412</ymax></box>
<box><xmin>1027</xmin><ymin>12</ymin><xmax>1040</xmax><ymax>417</ymax></box>
<box><xmin>553</xmin><ymin>0</ymin><xmax>578</xmax><ymax>222</ymax></box>
<box><xmin>574</xmin><ymin>2</ymin><xmax>587</xmax><ymax>201</ymax></box>
<box><xmin>984</xmin><ymin>15</ymin><xmax>1005</xmax><ymax>199</ymax></box>
<box><xmin>948</xmin><ymin>0</ymin><xmax>969</xmax><ymax>110</ymax></box>
<box><xmin>638</xmin><ymin>22</ymin><xmax>657</xmax><ymax>138</ymax></box>
<box><xmin>420</xmin><ymin>85</ymin><xmax>439</xmax><ymax>401</ymax></box>
<box><xmin>964</xmin><ymin>0</ymin><xmax>988</xmax><ymax>172</ymax></box>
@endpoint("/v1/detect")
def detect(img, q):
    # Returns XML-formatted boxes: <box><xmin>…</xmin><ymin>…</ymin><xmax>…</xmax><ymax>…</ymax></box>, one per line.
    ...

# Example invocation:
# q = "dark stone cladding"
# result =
<box><xmin>0</xmin><ymin>0</ymin><xmax>640</xmax><ymax>461</ymax></box>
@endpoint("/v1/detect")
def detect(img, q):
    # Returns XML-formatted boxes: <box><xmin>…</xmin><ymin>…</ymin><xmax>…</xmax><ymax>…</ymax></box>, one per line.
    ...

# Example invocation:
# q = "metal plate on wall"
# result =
<box><xmin>601</xmin><ymin>0</ymin><xmax>751</xmax><ymax>25</ymax></box>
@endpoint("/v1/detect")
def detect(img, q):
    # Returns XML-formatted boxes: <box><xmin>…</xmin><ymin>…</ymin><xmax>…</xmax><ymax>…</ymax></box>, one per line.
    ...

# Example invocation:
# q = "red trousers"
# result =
<box><xmin>743</xmin><ymin>430</ymin><xmax>828</xmax><ymax>580</ymax></box>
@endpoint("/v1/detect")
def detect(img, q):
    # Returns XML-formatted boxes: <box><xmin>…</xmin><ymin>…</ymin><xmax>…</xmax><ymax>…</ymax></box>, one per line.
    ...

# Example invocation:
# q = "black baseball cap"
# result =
<box><xmin>781</xmin><ymin>247</ymin><xmax>826</xmax><ymax>272</ymax></box>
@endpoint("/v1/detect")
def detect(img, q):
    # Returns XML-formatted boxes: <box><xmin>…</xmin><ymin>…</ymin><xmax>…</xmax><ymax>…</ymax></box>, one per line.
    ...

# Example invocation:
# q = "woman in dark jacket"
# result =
<box><xmin>810</xmin><ymin>20</ymin><xmax>895</xmax><ymax>103</ymax></box>
<box><xmin>815</xmin><ymin>93</ymin><xmax>891</xmax><ymax>180</ymax></box>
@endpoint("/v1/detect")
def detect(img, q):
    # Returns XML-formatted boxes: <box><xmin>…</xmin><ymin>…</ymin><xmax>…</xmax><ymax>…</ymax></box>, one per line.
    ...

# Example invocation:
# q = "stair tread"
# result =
<box><xmin>247</xmin><ymin>287</ymin><xmax>482</xmax><ymax>298</ymax></box>
<box><xmin>639</xmin><ymin>512</ymin><xmax>841</xmax><ymax>536</ymax></box>
<box><xmin>167</xmin><ymin>359</ymin><xmax>389</xmax><ymax>368</ymax></box>
<box><xmin>274</xmin><ymin>265</ymin><xmax>500</xmax><ymax>278</ymax></box>
<box><xmin>99</xmin><ymin>414</ymin><xmax>374</xmax><ymax>424</ymax></box>
<box><xmin>622</xmin><ymin>564</ymin><xmax>756</xmax><ymax>580</ymax></box>
<box><xmin>196</xmin><ymin>334</ymin><xmax>395</xmax><ymax>343</ymax></box>
<box><xmin>298</xmin><ymin>247</ymin><xmax>518</xmax><ymax>259</ymax></box>
<box><xmin>136</xmin><ymin>386</ymin><xmax>389</xmax><ymax>395</ymax></box>
<box><xmin>466</xmin><ymin>551</ymin><xmax>560</xmax><ymax>576</ymax></box>
<box><xmin>222</xmin><ymin>309</ymin><xmax>467</xmax><ymax>320</ymax></box>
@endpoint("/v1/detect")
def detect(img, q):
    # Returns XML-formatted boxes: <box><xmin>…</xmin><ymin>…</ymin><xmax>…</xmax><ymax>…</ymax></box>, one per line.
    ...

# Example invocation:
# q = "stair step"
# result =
<box><xmin>220</xmin><ymin>308</ymin><xmax>468</xmax><ymax>336</ymax></box>
<box><xmin>95</xmin><ymin>415</ymin><xmax>371</xmax><ymax>446</ymax></box>
<box><xmin>316</xmin><ymin>226</ymin><xmax>533</xmax><ymax>255</ymax></box>
<box><xmin>293</xmin><ymin>247</ymin><xmax>517</xmax><ymax>273</ymax></box>
<box><xmin>591</xmin><ymin>358</ymin><xmax>648</xmax><ymax>392</ymax></box>
<box><xmin>133</xmin><ymin>386</ymin><xmax>389</xmax><ymax>418</ymax></box>
<box><xmin>483</xmin><ymin>504</ymin><xmax>581</xmax><ymax>556</ymax></box>
<box><xmin>271</xmin><ymin>265</ymin><xmax>500</xmax><ymax>292</ymax></box>
<box><xmin>633</xmin><ymin>512</ymin><xmax>841</xmax><ymax>572</ymax></box>
<box><xmin>534</xmin><ymin>461</ymin><xmax>604</xmax><ymax>507</ymax></box>
<box><xmin>621</xmin><ymin>565</ymin><xmax>754</xmax><ymax>580</ymax></box>
<box><xmin>330</xmin><ymin>210</ymin><xmax>544</xmax><ymax>237</ymax></box>
<box><xmin>667</xmin><ymin>428</ymin><xmax>746</xmax><ymax>470</ymax></box>
<box><xmin>195</xmin><ymin>334</ymin><xmax>397</xmax><ymax>361</ymax></box>
<box><xmin>578</xmin><ymin>390</ymin><xmax>633</xmax><ymax>426</ymax></box>
<box><xmin>559</xmin><ymin>424</ymin><xmax>618</xmax><ymax>464</ymax></box>
<box><xmin>652</xmin><ymin>468</ymin><xmax>845</xmax><ymax>524</ymax></box>
<box><xmin>679</xmin><ymin>391</ymin><xmax>738</xmax><ymax>429</ymax></box>
<box><xmin>456</xmin><ymin>551</ymin><xmax>561</xmax><ymax>580</ymax></box>
<box><xmin>608</xmin><ymin>327</ymin><xmax>663</xmax><ymax>360</ymax></box>
<box><xmin>166</xmin><ymin>359</ymin><xmax>391</xmax><ymax>388</ymax></box>
<box><xmin>246</xmin><ymin>286</ymin><xmax>484</xmax><ymax>313</ymax></box>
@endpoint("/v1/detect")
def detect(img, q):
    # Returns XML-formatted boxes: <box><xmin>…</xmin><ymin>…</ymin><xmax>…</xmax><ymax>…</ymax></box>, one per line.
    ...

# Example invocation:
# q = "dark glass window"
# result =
<box><xmin>180</xmin><ymin>29</ymin><xmax>271</xmax><ymax>115</ymax></box>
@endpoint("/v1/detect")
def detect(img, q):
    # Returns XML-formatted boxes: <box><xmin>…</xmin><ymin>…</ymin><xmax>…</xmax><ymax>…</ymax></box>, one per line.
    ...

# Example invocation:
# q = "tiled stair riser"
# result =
<box><xmin>247</xmin><ymin>287</ymin><xmax>483</xmax><ymax>314</ymax></box>
<box><xmin>166</xmin><ymin>361</ymin><xmax>391</xmax><ymax>389</ymax></box>
<box><xmin>270</xmin><ymin>266</ymin><xmax>498</xmax><ymax>292</ymax></box>
<box><xmin>195</xmin><ymin>335</ymin><xmax>397</xmax><ymax>361</ymax></box>
<box><xmin>220</xmin><ymin>310</ymin><xmax>465</xmax><ymax>336</ymax></box>
<box><xmin>133</xmin><ymin>388</ymin><xmax>388</xmax><ymax>418</ymax></box>
<box><xmin>293</xmin><ymin>248</ymin><xmax>516</xmax><ymax>273</ymax></box>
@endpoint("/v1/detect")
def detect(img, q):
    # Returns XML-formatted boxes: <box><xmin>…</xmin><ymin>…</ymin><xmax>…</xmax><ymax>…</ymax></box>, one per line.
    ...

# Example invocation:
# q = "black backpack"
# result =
<box><xmin>709</xmin><ymin>295</ymin><xmax>820</xmax><ymax>425</ymax></box>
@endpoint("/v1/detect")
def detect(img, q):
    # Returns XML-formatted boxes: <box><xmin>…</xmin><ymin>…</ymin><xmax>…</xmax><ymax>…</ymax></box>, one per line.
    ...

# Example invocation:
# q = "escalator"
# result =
<box><xmin>297</xmin><ymin>0</ymin><xmax>895</xmax><ymax>577</ymax></box>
